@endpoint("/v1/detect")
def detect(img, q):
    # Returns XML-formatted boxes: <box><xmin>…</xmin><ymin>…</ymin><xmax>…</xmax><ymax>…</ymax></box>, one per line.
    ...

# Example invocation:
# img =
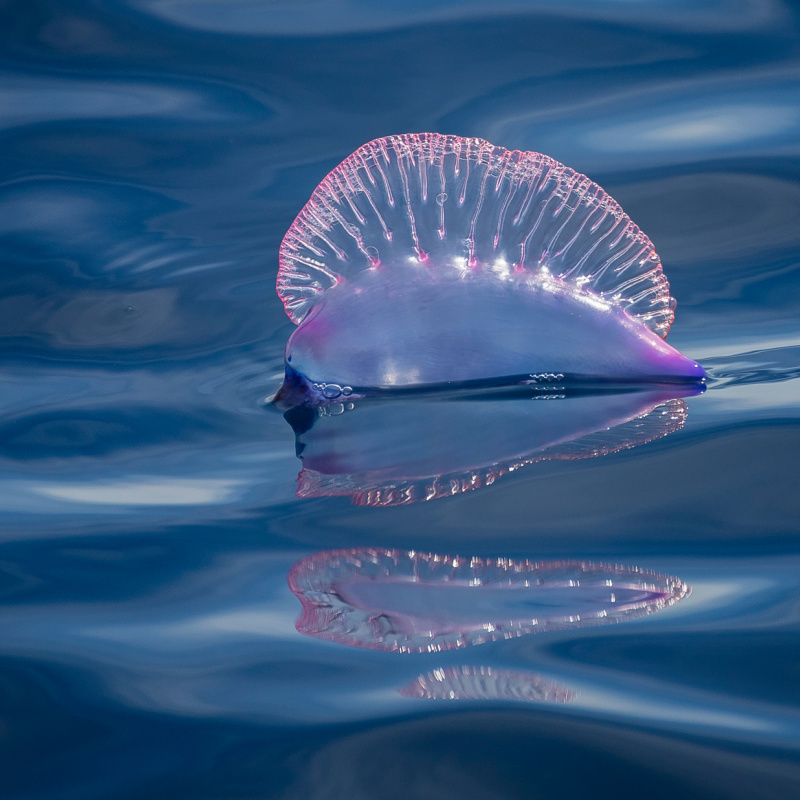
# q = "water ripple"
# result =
<box><xmin>704</xmin><ymin>344</ymin><xmax>800</xmax><ymax>388</ymax></box>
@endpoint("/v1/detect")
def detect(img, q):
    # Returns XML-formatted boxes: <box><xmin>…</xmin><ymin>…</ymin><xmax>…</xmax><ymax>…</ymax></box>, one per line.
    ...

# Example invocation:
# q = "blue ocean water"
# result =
<box><xmin>1</xmin><ymin>1</ymin><xmax>799</xmax><ymax>798</ymax></box>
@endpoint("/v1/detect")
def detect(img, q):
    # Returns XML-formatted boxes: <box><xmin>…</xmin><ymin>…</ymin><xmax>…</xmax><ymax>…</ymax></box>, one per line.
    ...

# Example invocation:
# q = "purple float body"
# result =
<box><xmin>286</xmin><ymin>265</ymin><xmax>704</xmax><ymax>390</ymax></box>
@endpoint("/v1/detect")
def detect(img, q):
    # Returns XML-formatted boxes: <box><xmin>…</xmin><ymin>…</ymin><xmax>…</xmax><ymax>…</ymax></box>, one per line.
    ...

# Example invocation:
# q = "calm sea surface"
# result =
<box><xmin>1</xmin><ymin>1</ymin><xmax>799</xmax><ymax>798</ymax></box>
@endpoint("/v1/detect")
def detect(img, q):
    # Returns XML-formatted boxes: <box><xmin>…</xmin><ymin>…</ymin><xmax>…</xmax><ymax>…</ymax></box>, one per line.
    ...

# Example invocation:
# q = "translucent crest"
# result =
<box><xmin>278</xmin><ymin>133</ymin><xmax>675</xmax><ymax>337</ymax></box>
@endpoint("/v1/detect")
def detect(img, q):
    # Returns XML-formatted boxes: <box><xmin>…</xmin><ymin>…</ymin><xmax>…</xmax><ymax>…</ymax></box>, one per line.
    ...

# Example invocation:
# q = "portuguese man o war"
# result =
<box><xmin>275</xmin><ymin>133</ymin><xmax>705</xmax><ymax>402</ymax></box>
<box><xmin>287</xmin><ymin>548</ymin><xmax>690</xmax><ymax>654</ymax></box>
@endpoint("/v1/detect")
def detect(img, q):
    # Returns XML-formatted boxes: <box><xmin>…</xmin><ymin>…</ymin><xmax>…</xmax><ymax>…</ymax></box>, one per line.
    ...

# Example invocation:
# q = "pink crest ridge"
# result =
<box><xmin>277</xmin><ymin>133</ymin><xmax>675</xmax><ymax>337</ymax></box>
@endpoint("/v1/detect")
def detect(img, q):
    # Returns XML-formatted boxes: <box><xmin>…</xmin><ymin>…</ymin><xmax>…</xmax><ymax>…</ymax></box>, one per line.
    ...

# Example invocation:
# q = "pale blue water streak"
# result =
<box><xmin>0</xmin><ymin>1</ymin><xmax>799</xmax><ymax>798</ymax></box>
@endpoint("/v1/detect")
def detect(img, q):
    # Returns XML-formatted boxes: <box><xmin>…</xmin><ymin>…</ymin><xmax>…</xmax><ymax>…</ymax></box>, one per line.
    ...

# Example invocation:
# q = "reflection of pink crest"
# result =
<box><xmin>292</xmin><ymin>391</ymin><xmax>692</xmax><ymax>507</ymax></box>
<box><xmin>288</xmin><ymin>549</ymin><xmax>690</xmax><ymax>654</ymax></box>
<box><xmin>399</xmin><ymin>666</ymin><xmax>576</xmax><ymax>704</ymax></box>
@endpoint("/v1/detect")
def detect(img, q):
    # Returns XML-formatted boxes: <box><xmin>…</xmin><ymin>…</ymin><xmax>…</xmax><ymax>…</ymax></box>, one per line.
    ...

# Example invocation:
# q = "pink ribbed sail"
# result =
<box><xmin>278</xmin><ymin>133</ymin><xmax>675</xmax><ymax>337</ymax></box>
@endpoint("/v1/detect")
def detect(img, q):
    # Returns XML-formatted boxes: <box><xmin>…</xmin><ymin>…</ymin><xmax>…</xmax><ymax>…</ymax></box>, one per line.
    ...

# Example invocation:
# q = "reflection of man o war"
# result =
<box><xmin>275</xmin><ymin>133</ymin><xmax>705</xmax><ymax>403</ymax></box>
<box><xmin>288</xmin><ymin>549</ymin><xmax>690</xmax><ymax>653</ymax></box>
<box><xmin>399</xmin><ymin>666</ymin><xmax>576</xmax><ymax>704</ymax></box>
<box><xmin>284</xmin><ymin>386</ymin><xmax>698</xmax><ymax>506</ymax></box>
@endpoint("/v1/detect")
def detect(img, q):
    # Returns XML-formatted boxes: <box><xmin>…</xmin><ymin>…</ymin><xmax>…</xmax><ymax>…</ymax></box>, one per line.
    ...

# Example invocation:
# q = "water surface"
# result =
<box><xmin>1</xmin><ymin>1</ymin><xmax>799</xmax><ymax>798</ymax></box>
